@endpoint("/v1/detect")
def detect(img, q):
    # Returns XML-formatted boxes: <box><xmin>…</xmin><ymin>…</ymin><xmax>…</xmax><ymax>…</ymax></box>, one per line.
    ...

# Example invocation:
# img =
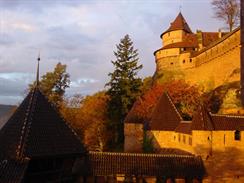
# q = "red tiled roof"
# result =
<box><xmin>161</xmin><ymin>12</ymin><xmax>192</xmax><ymax>37</ymax></box>
<box><xmin>175</xmin><ymin>121</ymin><xmax>192</xmax><ymax>135</ymax></box>
<box><xmin>191</xmin><ymin>105</ymin><xmax>244</xmax><ymax>131</ymax></box>
<box><xmin>0</xmin><ymin>87</ymin><xmax>85</xmax><ymax>160</ymax></box>
<box><xmin>149</xmin><ymin>93</ymin><xmax>182</xmax><ymax>131</ymax></box>
<box><xmin>211</xmin><ymin>114</ymin><xmax>244</xmax><ymax>131</ymax></box>
<box><xmin>154</xmin><ymin>33</ymin><xmax>198</xmax><ymax>55</ymax></box>
<box><xmin>124</xmin><ymin>99</ymin><xmax>145</xmax><ymax>124</ymax></box>
<box><xmin>85</xmin><ymin>152</ymin><xmax>206</xmax><ymax>178</ymax></box>
<box><xmin>191</xmin><ymin>106</ymin><xmax>214</xmax><ymax>131</ymax></box>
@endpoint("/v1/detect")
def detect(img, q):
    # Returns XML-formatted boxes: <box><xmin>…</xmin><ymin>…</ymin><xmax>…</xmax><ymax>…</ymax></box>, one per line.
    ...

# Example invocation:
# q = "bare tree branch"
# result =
<box><xmin>212</xmin><ymin>0</ymin><xmax>240</xmax><ymax>31</ymax></box>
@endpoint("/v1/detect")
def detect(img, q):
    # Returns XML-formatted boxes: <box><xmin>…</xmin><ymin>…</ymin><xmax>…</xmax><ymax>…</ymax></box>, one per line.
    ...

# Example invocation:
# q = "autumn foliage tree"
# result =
<box><xmin>129</xmin><ymin>80</ymin><xmax>202</xmax><ymax>122</ymax></box>
<box><xmin>29</xmin><ymin>62</ymin><xmax>70</xmax><ymax>107</ymax></box>
<box><xmin>61</xmin><ymin>92</ymin><xmax>111</xmax><ymax>151</ymax></box>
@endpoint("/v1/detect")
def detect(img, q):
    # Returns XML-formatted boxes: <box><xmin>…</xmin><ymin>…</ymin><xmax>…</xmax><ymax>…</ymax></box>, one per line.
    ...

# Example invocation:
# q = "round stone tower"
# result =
<box><xmin>154</xmin><ymin>13</ymin><xmax>198</xmax><ymax>72</ymax></box>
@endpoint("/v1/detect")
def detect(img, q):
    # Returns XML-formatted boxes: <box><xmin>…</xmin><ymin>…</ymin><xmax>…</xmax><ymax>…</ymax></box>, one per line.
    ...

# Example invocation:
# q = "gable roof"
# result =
<box><xmin>161</xmin><ymin>12</ymin><xmax>192</xmax><ymax>37</ymax></box>
<box><xmin>191</xmin><ymin>106</ymin><xmax>214</xmax><ymax>131</ymax></box>
<box><xmin>191</xmin><ymin>105</ymin><xmax>244</xmax><ymax>131</ymax></box>
<box><xmin>149</xmin><ymin>92</ymin><xmax>182</xmax><ymax>131</ymax></box>
<box><xmin>0</xmin><ymin>87</ymin><xmax>85</xmax><ymax>160</ymax></box>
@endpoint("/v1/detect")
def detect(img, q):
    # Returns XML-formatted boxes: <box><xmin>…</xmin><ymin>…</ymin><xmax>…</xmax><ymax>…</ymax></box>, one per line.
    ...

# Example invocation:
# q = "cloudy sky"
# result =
<box><xmin>0</xmin><ymin>0</ymin><xmax>224</xmax><ymax>105</ymax></box>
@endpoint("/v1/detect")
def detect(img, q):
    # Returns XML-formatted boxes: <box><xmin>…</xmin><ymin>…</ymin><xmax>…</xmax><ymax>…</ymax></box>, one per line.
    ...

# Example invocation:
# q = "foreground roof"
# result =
<box><xmin>149</xmin><ymin>93</ymin><xmax>182</xmax><ymax>131</ymax></box>
<box><xmin>85</xmin><ymin>152</ymin><xmax>205</xmax><ymax>178</ymax></box>
<box><xmin>0</xmin><ymin>158</ymin><xmax>29</xmax><ymax>183</ymax></box>
<box><xmin>0</xmin><ymin>87</ymin><xmax>85</xmax><ymax>160</ymax></box>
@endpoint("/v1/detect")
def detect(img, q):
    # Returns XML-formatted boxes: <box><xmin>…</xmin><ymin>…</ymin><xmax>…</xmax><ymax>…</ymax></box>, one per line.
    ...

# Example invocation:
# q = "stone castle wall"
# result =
<box><xmin>157</xmin><ymin>28</ymin><xmax>241</xmax><ymax>89</ymax></box>
<box><xmin>185</xmin><ymin>29</ymin><xmax>240</xmax><ymax>89</ymax></box>
<box><xmin>124</xmin><ymin>123</ymin><xmax>143</xmax><ymax>152</ymax></box>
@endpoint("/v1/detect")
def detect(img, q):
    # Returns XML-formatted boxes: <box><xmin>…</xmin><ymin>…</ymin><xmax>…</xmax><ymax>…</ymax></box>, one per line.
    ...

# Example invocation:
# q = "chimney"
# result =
<box><xmin>241</xmin><ymin>0</ymin><xmax>244</xmax><ymax>106</ymax></box>
<box><xmin>218</xmin><ymin>29</ymin><xmax>222</xmax><ymax>38</ymax></box>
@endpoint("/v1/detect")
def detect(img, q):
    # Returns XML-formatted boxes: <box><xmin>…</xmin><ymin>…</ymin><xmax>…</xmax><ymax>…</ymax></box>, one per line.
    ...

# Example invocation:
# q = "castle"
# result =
<box><xmin>154</xmin><ymin>12</ymin><xmax>240</xmax><ymax>89</ymax></box>
<box><xmin>125</xmin><ymin>12</ymin><xmax>244</xmax><ymax>182</ymax></box>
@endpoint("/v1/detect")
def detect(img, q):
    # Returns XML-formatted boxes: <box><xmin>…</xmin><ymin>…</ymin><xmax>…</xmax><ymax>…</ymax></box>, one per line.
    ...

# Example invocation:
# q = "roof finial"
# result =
<box><xmin>36</xmin><ymin>52</ymin><xmax>40</xmax><ymax>87</ymax></box>
<box><xmin>179</xmin><ymin>5</ymin><xmax>182</xmax><ymax>12</ymax></box>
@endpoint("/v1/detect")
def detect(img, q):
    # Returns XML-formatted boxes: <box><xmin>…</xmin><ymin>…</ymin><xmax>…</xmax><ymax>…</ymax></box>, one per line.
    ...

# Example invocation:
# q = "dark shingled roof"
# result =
<box><xmin>124</xmin><ymin>99</ymin><xmax>144</xmax><ymax>124</ymax></box>
<box><xmin>0</xmin><ymin>158</ymin><xmax>29</xmax><ymax>183</ymax></box>
<box><xmin>192</xmin><ymin>105</ymin><xmax>244</xmax><ymax>131</ymax></box>
<box><xmin>211</xmin><ymin>114</ymin><xmax>244</xmax><ymax>131</ymax></box>
<box><xmin>149</xmin><ymin>93</ymin><xmax>182</xmax><ymax>131</ymax></box>
<box><xmin>161</xmin><ymin>12</ymin><xmax>192</xmax><ymax>37</ymax></box>
<box><xmin>191</xmin><ymin>106</ymin><xmax>214</xmax><ymax>131</ymax></box>
<box><xmin>0</xmin><ymin>87</ymin><xmax>85</xmax><ymax>160</ymax></box>
<box><xmin>86</xmin><ymin>152</ymin><xmax>205</xmax><ymax>178</ymax></box>
<box><xmin>175</xmin><ymin>121</ymin><xmax>192</xmax><ymax>135</ymax></box>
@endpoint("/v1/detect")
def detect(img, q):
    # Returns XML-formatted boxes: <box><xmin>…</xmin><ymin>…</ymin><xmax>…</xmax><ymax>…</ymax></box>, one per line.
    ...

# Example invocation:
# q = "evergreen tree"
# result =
<box><xmin>106</xmin><ymin>34</ymin><xmax>143</xmax><ymax>146</ymax></box>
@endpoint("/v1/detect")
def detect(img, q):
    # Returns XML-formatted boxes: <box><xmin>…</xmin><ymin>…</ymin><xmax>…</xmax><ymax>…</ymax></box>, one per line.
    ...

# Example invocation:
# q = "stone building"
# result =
<box><xmin>124</xmin><ymin>91</ymin><xmax>244</xmax><ymax>182</ymax></box>
<box><xmin>154</xmin><ymin>12</ymin><xmax>240</xmax><ymax>89</ymax></box>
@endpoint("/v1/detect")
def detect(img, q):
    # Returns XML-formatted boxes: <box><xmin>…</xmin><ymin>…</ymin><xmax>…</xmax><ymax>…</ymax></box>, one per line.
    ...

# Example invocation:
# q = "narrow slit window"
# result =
<box><xmin>235</xmin><ymin>130</ymin><xmax>241</xmax><ymax>141</ymax></box>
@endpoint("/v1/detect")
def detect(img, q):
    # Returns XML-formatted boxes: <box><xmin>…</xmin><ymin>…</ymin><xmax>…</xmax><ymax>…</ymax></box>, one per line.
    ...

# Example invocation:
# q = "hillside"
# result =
<box><xmin>0</xmin><ymin>104</ymin><xmax>16</xmax><ymax>129</ymax></box>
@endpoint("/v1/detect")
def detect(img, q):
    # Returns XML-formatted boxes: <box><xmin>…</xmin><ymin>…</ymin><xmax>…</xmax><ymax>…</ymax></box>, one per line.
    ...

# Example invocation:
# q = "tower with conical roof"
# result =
<box><xmin>0</xmin><ymin>56</ymin><xmax>85</xmax><ymax>183</ymax></box>
<box><xmin>161</xmin><ymin>12</ymin><xmax>193</xmax><ymax>46</ymax></box>
<box><xmin>154</xmin><ymin>12</ymin><xmax>198</xmax><ymax>71</ymax></box>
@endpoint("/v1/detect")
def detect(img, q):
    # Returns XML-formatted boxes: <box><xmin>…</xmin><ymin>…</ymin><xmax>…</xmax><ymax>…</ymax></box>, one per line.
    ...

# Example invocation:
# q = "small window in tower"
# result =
<box><xmin>190</xmin><ymin>59</ymin><xmax>192</xmax><ymax>63</ymax></box>
<box><xmin>183</xmin><ymin>135</ymin><xmax>186</xmax><ymax>144</ymax></box>
<box><xmin>183</xmin><ymin>60</ymin><xmax>186</xmax><ymax>64</ymax></box>
<box><xmin>178</xmin><ymin>134</ymin><xmax>181</xmax><ymax>142</ymax></box>
<box><xmin>235</xmin><ymin>130</ymin><xmax>241</xmax><ymax>141</ymax></box>
<box><xmin>170</xmin><ymin>62</ymin><xmax>173</xmax><ymax>65</ymax></box>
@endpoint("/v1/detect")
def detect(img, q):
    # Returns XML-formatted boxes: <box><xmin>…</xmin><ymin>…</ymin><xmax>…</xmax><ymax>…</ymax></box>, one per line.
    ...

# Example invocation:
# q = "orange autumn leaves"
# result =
<box><xmin>61</xmin><ymin>92</ymin><xmax>111</xmax><ymax>151</ymax></box>
<box><xmin>130</xmin><ymin>80</ymin><xmax>202</xmax><ymax>122</ymax></box>
<box><xmin>62</xmin><ymin>80</ymin><xmax>202</xmax><ymax>151</ymax></box>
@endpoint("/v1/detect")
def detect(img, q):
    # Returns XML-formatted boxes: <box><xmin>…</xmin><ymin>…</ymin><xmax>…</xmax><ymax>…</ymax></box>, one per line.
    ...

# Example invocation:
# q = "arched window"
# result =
<box><xmin>235</xmin><ymin>130</ymin><xmax>241</xmax><ymax>141</ymax></box>
<box><xmin>183</xmin><ymin>60</ymin><xmax>186</xmax><ymax>64</ymax></box>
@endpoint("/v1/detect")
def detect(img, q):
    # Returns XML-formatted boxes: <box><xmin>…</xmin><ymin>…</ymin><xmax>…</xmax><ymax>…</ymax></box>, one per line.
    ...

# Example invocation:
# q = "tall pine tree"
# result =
<box><xmin>106</xmin><ymin>34</ymin><xmax>143</xmax><ymax>147</ymax></box>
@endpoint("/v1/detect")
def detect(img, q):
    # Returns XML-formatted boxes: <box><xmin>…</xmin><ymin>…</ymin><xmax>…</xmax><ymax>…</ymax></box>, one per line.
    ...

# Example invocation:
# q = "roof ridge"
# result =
<box><xmin>210</xmin><ymin>112</ymin><xmax>244</xmax><ymax>118</ymax></box>
<box><xmin>16</xmin><ymin>88</ymin><xmax>38</xmax><ymax>159</ymax></box>
<box><xmin>165</xmin><ymin>92</ymin><xmax>183</xmax><ymax>121</ymax></box>
<box><xmin>180</xmin><ymin>121</ymin><xmax>192</xmax><ymax>123</ymax></box>
<box><xmin>89</xmin><ymin>151</ymin><xmax>195</xmax><ymax>158</ymax></box>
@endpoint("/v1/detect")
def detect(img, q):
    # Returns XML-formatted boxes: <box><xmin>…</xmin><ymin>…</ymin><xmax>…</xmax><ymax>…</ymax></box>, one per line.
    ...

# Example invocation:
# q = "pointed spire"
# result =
<box><xmin>161</xmin><ymin>12</ymin><xmax>192</xmax><ymax>38</ymax></box>
<box><xmin>36</xmin><ymin>52</ymin><xmax>40</xmax><ymax>87</ymax></box>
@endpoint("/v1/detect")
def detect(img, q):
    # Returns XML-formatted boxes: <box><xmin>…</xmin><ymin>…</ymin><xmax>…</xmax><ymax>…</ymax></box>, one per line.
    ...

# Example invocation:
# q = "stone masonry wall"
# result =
<box><xmin>124</xmin><ymin>123</ymin><xmax>143</xmax><ymax>152</ymax></box>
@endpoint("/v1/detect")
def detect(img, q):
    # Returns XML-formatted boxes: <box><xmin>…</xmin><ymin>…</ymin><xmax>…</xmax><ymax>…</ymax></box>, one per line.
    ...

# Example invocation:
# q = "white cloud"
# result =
<box><xmin>0</xmin><ymin>0</ymin><xmax>223</xmax><ymax>104</ymax></box>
